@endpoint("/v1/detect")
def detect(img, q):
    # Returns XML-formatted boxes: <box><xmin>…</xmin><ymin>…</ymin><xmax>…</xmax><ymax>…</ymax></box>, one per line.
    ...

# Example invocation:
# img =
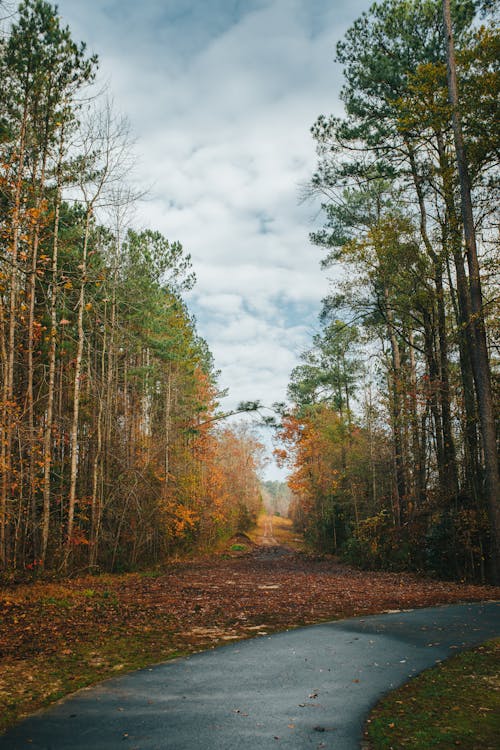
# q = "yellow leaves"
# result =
<box><xmin>172</xmin><ymin>506</ymin><xmax>198</xmax><ymax>535</ymax></box>
<box><xmin>27</xmin><ymin>206</ymin><xmax>44</xmax><ymax>222</ymax></box>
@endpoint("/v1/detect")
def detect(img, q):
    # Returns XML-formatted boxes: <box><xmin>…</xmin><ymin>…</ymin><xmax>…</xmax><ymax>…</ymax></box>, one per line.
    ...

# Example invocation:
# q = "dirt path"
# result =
<box><xmin>250</xmin><ymin>513</ymin><xmax>302</xmax><ymax>551</ymax></box>
<box><xmin>259</xmin><ymin>515</ymin><xmax>278</xmax><ymax>546</ymax></box>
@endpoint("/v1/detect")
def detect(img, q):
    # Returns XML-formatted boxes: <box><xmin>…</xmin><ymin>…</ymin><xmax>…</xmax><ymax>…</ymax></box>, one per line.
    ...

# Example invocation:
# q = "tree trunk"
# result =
<box><xmin>437</xmin><ymin>131</ymin><xmax>481</xmax><ymax>499</ymax></box>
<box><xmin>26</xmin><ymin>151</ymin><xmax>48</xmax><ymax>560</ymax></box>
<box><xmin>443</xmin><ymin>0</ymin><xmax>500</xmax><ymax>582</ymax></box>
<box><xmin>383</xmin><ymin>286</ymin><xmax>407</xmax><ymax>523</ymax></box>
<box><xmin>64</xmin><ymin>210</ymin><xmax>91</xmax><ymax>569</ymax></box>
<box><xmin>1</xmin><ymin>106</ymin><xmax>28</xmax><ymax>568</ymax></box>
<box><xmin>434</xmin><ymin>264</ymin><xmax>459</xmax><ymax>499</ymax></box>
<box><xmin>408</xmin><ymin>331</ymin><xmax>425</xmax><ymax>506</ymax></box>
<box><xmin>406</xmin><ymin>140</ymin><xmax>458</xmax><ymax>500</ymax></box>
<box><xmin>41</xmin><ymin>131</ymin><xmax>64</xmax><ymax>568</ymax></box>
<box><xmin>423</xmin><ymin>310</ymin><xmax>446</xmax><ymax>491</ymax></box>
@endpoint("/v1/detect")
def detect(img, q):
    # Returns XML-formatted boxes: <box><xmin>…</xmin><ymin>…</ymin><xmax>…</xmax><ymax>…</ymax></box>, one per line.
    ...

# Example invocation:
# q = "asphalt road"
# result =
<box><xmin>2</xmin><ymin>602</ymin><xmax>498</xmax><ymax>750</ymax></box>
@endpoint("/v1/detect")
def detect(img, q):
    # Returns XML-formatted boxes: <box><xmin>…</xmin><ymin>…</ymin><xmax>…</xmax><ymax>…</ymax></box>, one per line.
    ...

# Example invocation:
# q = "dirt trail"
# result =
<box><xmin>250</xmin><ymin>513</ymin><xmax>301</xmax><ymax>551</ymax></box>
<box><xmin>248</xmin><ymin>514</ymin><xmax>302</xmax><ymax>560</ymax></box>
<box><xmin>258</xmin><ymin>515</ymin><xmax>278</xmax><ymax>546</ymax></box>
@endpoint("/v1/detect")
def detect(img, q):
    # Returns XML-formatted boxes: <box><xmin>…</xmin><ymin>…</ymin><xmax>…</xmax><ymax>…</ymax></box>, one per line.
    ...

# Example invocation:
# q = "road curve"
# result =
<box><xmin>1</xmin><ymin>602</ymin><xmax>498</xmax><ymax>750</ymax></box>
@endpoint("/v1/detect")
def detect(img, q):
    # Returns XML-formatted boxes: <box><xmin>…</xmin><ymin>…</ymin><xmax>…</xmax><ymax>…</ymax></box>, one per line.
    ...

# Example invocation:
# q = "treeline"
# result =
<box><xmin>261</xmin><ymin>480</ymin><xmax>292</xmax><ymax>517</ymax></box>
<box><xmin>280</xmin><ymin>0</ymin><xmax>499</xmax><ymax>582</ymax></box>
<box><xmin>0</xmin><ymin>0</ymin><xmax>263</xmax><ymax>574</ymax></box>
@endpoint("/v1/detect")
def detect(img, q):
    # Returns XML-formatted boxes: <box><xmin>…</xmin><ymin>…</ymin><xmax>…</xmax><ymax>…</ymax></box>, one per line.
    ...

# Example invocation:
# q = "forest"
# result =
<box><xmin>0</xmin><ymin>0</ymin><xmax>265</xmax><ymax>574</ymax></box>
<box><xmin>0</xmin><ymin>2</ymin><xmax>498</xmax><ymax>746</ymax></box>
<box><xmin>280</xmin><ymin>0</ymin><xmax>499</xmax><ymax>583</ymax></box>
<box><xmin>0</xmin><ymin>0</ymin><xmax>498</xmax><ymax>586</ymax></box>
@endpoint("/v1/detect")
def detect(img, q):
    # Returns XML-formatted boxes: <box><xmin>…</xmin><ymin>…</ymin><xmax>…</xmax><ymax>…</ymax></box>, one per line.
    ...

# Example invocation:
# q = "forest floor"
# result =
<box><xmin>1</xmin><ymin>514</ymin><xmax>499</xmax><ymax>733</ymax></box>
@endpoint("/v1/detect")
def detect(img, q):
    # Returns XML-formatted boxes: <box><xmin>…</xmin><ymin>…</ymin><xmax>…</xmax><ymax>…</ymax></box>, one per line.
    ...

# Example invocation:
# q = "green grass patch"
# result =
<box><xmin>0</xmin><ymin>630</ymin><xmax>188</xmax><ymax>734</ymax></box>
<box><xmin>230</xmin><ymin>543</ymin><xmax>247</xmax><ymax>551</ymax></box>
<box><xmin>365</xmin><ymin>639</ymin><xmax>500</xmax><ymax>749</ymax></box>
<box><xmin>139</xmin><ymin>569</ymin><xmax>164</xmax><ymax>579</ymax></box>
<box><xmin>40</xmin><ymin>595</ymin><xmax>72</xmax><ymax>609</ymax></box>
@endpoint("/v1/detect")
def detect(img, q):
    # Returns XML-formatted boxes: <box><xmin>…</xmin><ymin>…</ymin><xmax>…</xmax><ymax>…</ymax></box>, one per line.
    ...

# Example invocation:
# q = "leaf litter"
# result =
<box><xmin>1</xmin><ymin>542</ymin><xmax>498</xmax><ymax>732</ymax></box>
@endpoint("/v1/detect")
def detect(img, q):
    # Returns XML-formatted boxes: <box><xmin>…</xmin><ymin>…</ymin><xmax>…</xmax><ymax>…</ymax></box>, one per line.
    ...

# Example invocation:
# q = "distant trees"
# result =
<box><xmin>212</xmin><ymin>423</ymin><xmax>265</xmax><ymax>535</ymax></box>
<box><xmin>0</xmin><ymin>1</ymin><xmax>263</xmax><ymax>574</ymax></box>
<box><xmin>261</xmin><ymin>480</ymin><xmax>291</xmax><ymax>517</ymax></box>
<box><xmin>283</xmin><ymin>0</ymin><xmax>499</xmax><ymax>582</ymax></box>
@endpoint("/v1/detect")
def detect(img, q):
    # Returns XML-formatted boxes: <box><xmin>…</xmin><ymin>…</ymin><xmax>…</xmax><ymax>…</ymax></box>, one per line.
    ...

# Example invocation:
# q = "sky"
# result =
<box><xmin>53</xmin><ymin>0</ymin><xmax>372</xmax><ymax>479</ymax></box>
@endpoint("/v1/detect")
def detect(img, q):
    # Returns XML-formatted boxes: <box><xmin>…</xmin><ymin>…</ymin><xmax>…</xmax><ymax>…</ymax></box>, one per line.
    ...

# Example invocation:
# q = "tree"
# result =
<box><xmin>442</xmin><ymin>0</ymin><xmax>500</xmax><ymax>582</ymax></box>
<box><xmin>0</xmin><ymin>1</ymin><xmax>261</xmax><ymax>575</ymax></box>
<box><xmin>0</xmin><ymin>0</ymin><xmax>96</xmax><ymax>567</ymax></box>
<box><xmin>288</xmin><ymin>0</ymin><xmax>499</xmax><ymax>581</ymax></box>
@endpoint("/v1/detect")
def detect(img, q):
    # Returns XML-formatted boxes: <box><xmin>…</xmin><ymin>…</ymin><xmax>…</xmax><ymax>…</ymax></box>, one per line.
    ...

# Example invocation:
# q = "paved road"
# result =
<box><xmin>2</xmin><ymin>602</ymin><xmax>498</xmax><ymax>750</ymax></box>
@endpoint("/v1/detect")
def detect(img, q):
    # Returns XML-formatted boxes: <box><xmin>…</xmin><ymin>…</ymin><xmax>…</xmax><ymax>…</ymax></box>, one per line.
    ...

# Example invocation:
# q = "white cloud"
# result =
<box><xmin>196</xmin><ymin>293</ymin><xmax>244</xmax><ymax>315</ymax></box>
<box><xmin>54</xmin><ymin>0</ymin><xmax>372</xmax><ymax>479</ymax></box>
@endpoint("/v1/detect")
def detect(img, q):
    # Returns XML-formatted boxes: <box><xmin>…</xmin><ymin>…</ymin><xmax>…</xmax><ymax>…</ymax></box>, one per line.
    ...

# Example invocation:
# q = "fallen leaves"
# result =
<box><xmin>1</xmin><ymin>554</ymin><xmax>498</xmax><ymax>666</ymax></box>
<box><xmin>0</xmin><ymin>548</ymin><xmax>498</xmax><ymax>733</ymax></box>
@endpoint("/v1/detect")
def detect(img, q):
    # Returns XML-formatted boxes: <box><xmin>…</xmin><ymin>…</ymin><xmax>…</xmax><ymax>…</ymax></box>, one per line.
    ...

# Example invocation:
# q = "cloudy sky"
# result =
<box><xmin>54</xmin><ymin>0</ymin><xmax>372</xmax><ymax>478</ymax></box>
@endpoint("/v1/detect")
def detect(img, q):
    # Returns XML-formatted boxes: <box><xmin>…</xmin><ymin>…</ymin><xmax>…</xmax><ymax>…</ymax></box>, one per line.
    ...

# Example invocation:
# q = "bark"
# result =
<box><xmin>437</xmin><ymin>131</ymin><xmax>481</xmax><ymax>498</ymax></box>
<box><xmin>405</xmin><ymin>141</ymin><xmax>458</xmax><ymax>499</ymax></box>
<box><xmin>64</xmin><ymin>210</ymin><xmax>91</xmax><ymax>569</ymax></box>
<box><xmin>443</xmin><ymin>0</ymin><xmax>500</xmax><ymax>582</ymax></box>
<box><xmin>90</xmin><ymin>316</ymin><xmax>105</xmax><ymax>568</ymax></box>
<box><xmin>26</xmin><ymin>151</ymin><xmax>49</xmax><ymax>559</ymax></box>
<box><xmin>423</xmin><ymin>310</ymin><xmax>446</xmax><ymax>490</ymax></box>
<box><xmin>366</xmin><ymin>386</ymin><xmax>378</xmax><ymax>511</ymax></box>
<box><xmin>435</xmin><ymin>265</ymin><xmax>459</xmax><ymax>498</ymax></box>
<box><xmin>408</xmin><ymin>331</ymin><xmax>425</xmax><ymax>506</ymax></box>
<box><xmin>384</xmin><ymin>286</ymin><xmax>407</xmax><ymax>523</ymax></box>
<box><xmin>41</xmin><ymin>130</ymin><xmax>64</xmax><ymax>567</ymax></box>
<box><xmin>1</xmin><ymin>106</ymin><xmax>28</xmax><ymax>567</ymax></box>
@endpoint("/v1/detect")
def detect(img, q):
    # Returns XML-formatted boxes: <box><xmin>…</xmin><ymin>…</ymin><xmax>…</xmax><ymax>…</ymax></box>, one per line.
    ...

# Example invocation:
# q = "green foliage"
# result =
<box><xmin>342</xmin><ymin>511</ymin><xmax>411</xmax><ymax>570</ymax></box>
<box><xmin>425</xmin><ymin>503</ymin><xmax>489</xmax><ymax>581</ymax></box>
<box><xmin>0</xmin><ymin>1</ymin><xmax>265</xmax><ymax>575</ymax></box>
<box><xmin>285</xmin><ymin>0</ymin><xmax>499</xmax><ymax>583</ymax></box>
<box><xmin>1</xmin><ymin>0</ymin><xmax>97</xmax><ymax>139</ymax></box>
<box><xmin>289</xmin><ymin>320</ymin><xmax>362</xmax><ymax>411</ymax></box>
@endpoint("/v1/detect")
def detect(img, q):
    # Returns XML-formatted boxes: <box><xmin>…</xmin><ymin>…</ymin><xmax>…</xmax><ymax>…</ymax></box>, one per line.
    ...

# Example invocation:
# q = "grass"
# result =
<box><xmin>0</xmin><ymin>631</ymin><xmax>188</xmax><ymax>733</ymax></box>
<box><xmin>365</xmin><ymin>639</ymin><xmax>500</xmax><ymax>749</ymax></box>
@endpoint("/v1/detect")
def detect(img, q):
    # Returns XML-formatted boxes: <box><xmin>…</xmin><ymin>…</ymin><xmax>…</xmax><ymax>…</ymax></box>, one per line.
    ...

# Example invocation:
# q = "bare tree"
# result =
<box><xmin>64</xmin><ymin>100</ymin><xmax>134</xmax><ymax>569</ymax></box>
